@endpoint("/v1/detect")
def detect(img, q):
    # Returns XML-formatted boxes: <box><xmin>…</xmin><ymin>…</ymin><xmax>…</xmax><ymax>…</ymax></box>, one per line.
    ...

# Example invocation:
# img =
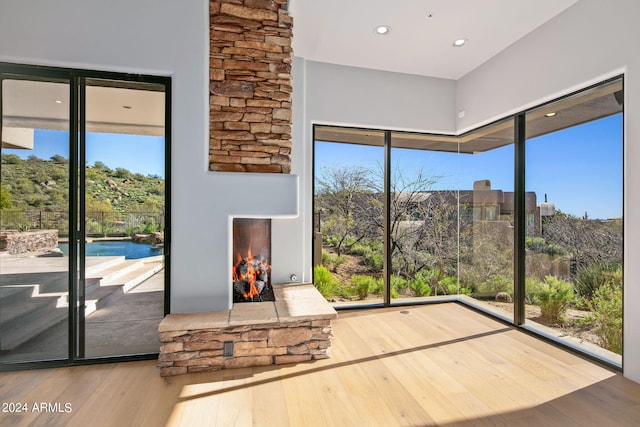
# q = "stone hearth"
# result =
<box><xmin>158</xmin><ymin>283</ymin><xmax>337</xmax><ymax>376</ymax></box>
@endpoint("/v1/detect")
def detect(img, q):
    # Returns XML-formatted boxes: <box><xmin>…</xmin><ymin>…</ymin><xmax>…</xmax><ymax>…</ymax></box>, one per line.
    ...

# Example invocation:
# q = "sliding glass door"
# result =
<box><xmin>0</xmin><ymin>64</ymin><xmax>169</xmax><ymax>369</ymax></box>
<box><xmin>80</xmin><ymin>79</ymin><xmax>167</xmax><ymax>358</ymax></box>
<box><xmin>523</xmin><ymin>78</ymin><xmax>623</xmax><ymax>365</ymax></box>
<box><xmin>1</xmin><ymin>76</ymin><xmax>71</xmax><ymax>363</ymax></box>
<box><xmin>313</xmin><ymin>129</ymin><xmax>385</xmax><ymax>307</ymax></box>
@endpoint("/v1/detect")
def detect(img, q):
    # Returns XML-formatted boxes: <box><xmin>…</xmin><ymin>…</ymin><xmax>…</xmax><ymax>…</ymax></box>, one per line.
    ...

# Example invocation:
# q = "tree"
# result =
<box><xmin>367</xmin><ymin>165</ymin><xmax>460</xmax><ymax>284</ymax></box>
<box><xmin>315</xmin><ymin>165</ymin><xmax>377</xmax><ymax>256</ymax></box>
<box><xmin>92</xmin><ymin>161</ymin><xmax>111</xmax><ymax>172</ymax></box>
<box><xmin>543</xmin><ymin>211</ymin><xmax>622</xmax><ymax>272</ymax></box>
<box><xmin>315</xmin><ymin>163</ymin><xmax>461</xmax><ymax>286</ymax></box>
<box><xmin>115</xmin><ymin>167</ymin><xmax>132</xmax><ymax>180</ymax></box>
<box><xmin>50</xmin><ymin>154</ymin><xmax>68</xmax><ymax>164</ymax></box>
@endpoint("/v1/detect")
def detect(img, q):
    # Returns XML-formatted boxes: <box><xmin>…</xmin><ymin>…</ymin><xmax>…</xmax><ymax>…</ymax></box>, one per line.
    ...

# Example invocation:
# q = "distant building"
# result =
<box><xmin>398</xmin><ymin>180</ymin><xmax>554</xmax><ymax>237</ymax></box>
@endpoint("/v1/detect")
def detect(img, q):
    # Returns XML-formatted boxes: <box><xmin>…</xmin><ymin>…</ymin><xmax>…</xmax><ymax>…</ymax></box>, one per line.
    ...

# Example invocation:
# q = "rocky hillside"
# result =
<box><xmin>1</xmin><ymin>154</ymin><xmax>164</xmax><ymax>211</ymax></box>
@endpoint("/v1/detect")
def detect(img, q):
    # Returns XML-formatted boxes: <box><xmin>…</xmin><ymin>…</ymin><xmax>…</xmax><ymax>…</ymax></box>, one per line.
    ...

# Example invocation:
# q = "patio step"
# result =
<box><xmin>84</xmin><ymin>256</ymin><xmax>163</xmax><ymax>293</ymax></box>
<box><xmin>84</xmin><ymin>259</ymin><xmax>164</xmax><ymax>315</ymax></box>
<box><xmin>0</xmin><ymin>288</ymin><xmax>67</xmax><ymax>351</ymax></box>
<box><xmin>0</xmin><ymin>256</ymin><xmax>164</xmax><ymax>351</ymax></box>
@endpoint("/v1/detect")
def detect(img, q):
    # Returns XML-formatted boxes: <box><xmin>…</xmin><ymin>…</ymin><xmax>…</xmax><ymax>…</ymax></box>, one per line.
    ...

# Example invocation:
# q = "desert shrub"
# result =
<box><xmin>351</xmin><ymin>275</ymin><xmax>379</xmax><ymax>300</ymax></box>
<box><xmin>390</xmin><ymin>275</ymin><xmax>408</xmax><ymax>296</ymax></box>
<box><xmin>313</xmin><ymin>265</ymin><xmax>339</xmax><ymax>298</ymax></box>
<box><xmin>369</xmin><ymin>276</ymin><xmax>384</xmax><ymax>294</ymax></box>
<box><xmin>143</xmin><ymin>217</ymin><xmax>158</xmax><ymax>233</ymax></box>
<box><xmin>576</xmin><ymin>263</ymin><xmax>615</xmax><ymax>298</ymax></box>
<box><xmin>437</xmin><ymin>275</ymin><xmax>472</xmax><ymax>295</ymax></box>
<box><xmin>364</xmin><ymin>252</ymin><xmax>384</xmax><ymax>271</ymax></box>
<box><xmin>409</xmin><ymin>274</ymin><xmax>432</xmax><ymax>297</ymax></box>
<box><xmin>362</xmin><ymin>276</ymin><xmax>399</xmax><ymax>299</ymax></box>
<box><xmin>531</xmin><ymin>275</ymin><xmax>574</xmax><ymax>324</ymax></box>
<box><xmin>475</xmin><ymin>274</ymin><xmax>512</xmax><ymax>297</ymax></box>
<box><xmin>584</xmin><ymin>278</ymin><xmax>622</xmax><ymax>354</ymax></box>
<box><xmin>348</xmin><ymin>242</ymin><xmax>371</xmax><ymax>257</ymax></box>
<box><xmin>526</xmin><ymin>236</ymin><xmax>566</xmax><ymax>256</ymax></box>
<box><xmin>323</xmin><ymin>235</ymin><xmax>340</xmax><ymax>246</ymax></box>
<box><xmin>321</xmin><ymin>252</ymin><xmax>347</xmax><ymax>272</ymax></box>
<box><xmin>525</xmin><ymin>277</ymin><xmax>542</xmax><ymax>304</ymax></box>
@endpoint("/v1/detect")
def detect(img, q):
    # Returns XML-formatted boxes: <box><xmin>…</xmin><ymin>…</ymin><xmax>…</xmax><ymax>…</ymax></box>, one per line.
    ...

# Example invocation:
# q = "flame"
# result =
<box><xmin>232</xmin><ymin>246</ymin><xmax>271</xmax><ymax>301</ymax></box>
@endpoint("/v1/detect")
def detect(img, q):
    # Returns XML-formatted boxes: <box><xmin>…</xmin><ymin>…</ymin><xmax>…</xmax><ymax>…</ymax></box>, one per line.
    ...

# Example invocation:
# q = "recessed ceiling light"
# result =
<box><xmin>453</xmin><ymin>38</ymin><xmax>467</xmax><ymax>47</ymax></box>
<box><xmin>545</xmin><ymin>112</ymin><xmax>557</xmax><ymax>117</ymax></box>
<box><xmin>374</xmin><ymin>25</ymin><xmax>391</xmax><ymax>35</ymax></box>
<box><xmin>54</xmin><ymin>100</ymin><xmax>62</xmax><ymax>104</ymax></box>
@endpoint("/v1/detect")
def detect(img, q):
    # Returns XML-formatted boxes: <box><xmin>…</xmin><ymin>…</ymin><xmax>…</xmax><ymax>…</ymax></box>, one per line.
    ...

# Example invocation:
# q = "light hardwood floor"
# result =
<box><xmin>1</xmin><ymin>303</ymin><xmax>639</xmax><ymax>426</ymax></box>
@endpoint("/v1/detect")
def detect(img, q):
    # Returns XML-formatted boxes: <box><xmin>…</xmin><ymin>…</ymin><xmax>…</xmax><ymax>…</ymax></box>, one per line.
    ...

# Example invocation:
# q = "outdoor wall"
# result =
<box><xmin>456</xmin><ymin>0</ymin><xmax>640</xmax><ymax>383</ymax></box>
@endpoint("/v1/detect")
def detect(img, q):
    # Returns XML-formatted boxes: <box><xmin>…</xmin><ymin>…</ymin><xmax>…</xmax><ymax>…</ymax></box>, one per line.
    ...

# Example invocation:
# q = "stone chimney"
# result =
<box><xmin>209</xmin><ymin>0</ymin><xmax>293</xmax><ymax>173</ymax></box>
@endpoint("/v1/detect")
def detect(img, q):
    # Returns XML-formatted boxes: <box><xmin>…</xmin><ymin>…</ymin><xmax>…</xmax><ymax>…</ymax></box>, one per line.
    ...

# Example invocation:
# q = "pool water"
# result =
<box><xmin>58</xmin><ymin>241</ymin><xmax>162</xmax><ymax>259</ymax></box>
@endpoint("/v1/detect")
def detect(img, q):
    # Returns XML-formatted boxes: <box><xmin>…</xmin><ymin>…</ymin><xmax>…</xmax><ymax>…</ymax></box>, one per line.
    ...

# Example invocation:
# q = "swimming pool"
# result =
<box><xmin>58</xmin><ymin>241</ymin><xmax>162</xmax><ymax>259</ymax></box>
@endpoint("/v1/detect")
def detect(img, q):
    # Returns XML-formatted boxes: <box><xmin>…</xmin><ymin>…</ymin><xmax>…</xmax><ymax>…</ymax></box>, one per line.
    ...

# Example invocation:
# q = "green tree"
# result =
<box><xmin>50</xmin><ymin>154</ymin><xmax>68</xmax><ymax>164</ymax></box>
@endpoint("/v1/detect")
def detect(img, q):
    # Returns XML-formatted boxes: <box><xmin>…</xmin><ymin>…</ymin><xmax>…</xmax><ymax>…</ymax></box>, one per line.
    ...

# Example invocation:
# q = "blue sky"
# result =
<box><xmin>4</xmin><ymin>129</ymin><xmax>165</xmax><ymax>178</ymax></box>
<box><xmin>315</xmin><ymin>114</ymin><xmax>623</xmax><ymax>219</ymax></box>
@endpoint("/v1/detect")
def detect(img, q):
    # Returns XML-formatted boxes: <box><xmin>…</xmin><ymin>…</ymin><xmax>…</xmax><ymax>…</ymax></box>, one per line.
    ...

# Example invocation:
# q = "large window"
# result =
<box><xmin>524</xmin><ymin>79</ymin><xmax>623</xmax><ymax>365</ymax></box>
<box><xmin>312</xmin><ymin>76</ymin><xmax>623</xmax><ymax>368</ymax></box>
<box><xmin>313</xmin><ymin>129</ymin><xmax>385</xmax><ymax>307</ymax></box>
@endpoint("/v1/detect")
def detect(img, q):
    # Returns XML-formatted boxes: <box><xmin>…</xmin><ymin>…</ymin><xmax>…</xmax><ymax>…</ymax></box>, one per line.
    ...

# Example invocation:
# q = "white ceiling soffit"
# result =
<box><xmin>289</xmin><ymin>0</ymin><xmax>579</xmax><ymax>80</ymax></box>
<box><xmin>2</xmin><ymin>80</ymin><xmax>165</xmax><ymax>137</ymax></box>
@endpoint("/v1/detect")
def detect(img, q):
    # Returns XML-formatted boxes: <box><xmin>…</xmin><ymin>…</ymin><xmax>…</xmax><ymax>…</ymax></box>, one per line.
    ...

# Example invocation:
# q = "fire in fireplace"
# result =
<box><xmin>232</xmin><ymin>218</ymin><xmax>274</xmax><ymax>303</ymax></box>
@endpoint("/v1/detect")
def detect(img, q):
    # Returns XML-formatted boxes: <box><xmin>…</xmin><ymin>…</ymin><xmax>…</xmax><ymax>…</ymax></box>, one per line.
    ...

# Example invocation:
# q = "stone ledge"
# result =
<box><xmin>159</xmin><ymin>283</ymin><xmax>336</xmax><ymax>332</ymax></box>
<box><xmin>158</xmin><ymin>283</ymin><xmax>337</xmax><ymax>376</ymax></box>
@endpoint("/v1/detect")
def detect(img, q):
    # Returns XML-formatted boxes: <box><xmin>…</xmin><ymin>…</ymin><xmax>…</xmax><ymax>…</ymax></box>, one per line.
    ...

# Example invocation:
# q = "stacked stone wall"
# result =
<box><xmin>0</xmin><ymin>230</ymin><xmax>58</xmax><ymax>254</ymax></box>
<box><xmin>158</xmin><ymin>319</ymin><xmax>332</xmax><ymax>376</ymax></box>
<box><xmin>209</xmin><ymin>0</ymin><xmax>293</xmax><ymax>173</ymax></box>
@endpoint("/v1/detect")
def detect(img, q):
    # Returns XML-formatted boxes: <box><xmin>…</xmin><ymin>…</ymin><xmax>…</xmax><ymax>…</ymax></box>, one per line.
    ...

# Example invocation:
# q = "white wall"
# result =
<box><xmin>303</xmin><ymin>60</ymin><xmax>457</xmax><ymax>133</ymax></box>
<box><xmin>456</xmin><ymin>0</ymin><xmax>639</xmax><ymax>383</ymax></box>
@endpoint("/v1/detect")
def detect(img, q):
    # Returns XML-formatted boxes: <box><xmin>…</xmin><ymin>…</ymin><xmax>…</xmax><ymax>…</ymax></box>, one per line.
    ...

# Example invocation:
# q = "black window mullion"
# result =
<box><xmin>513</xmin><ymin>113</ymin><xmax>526</xmax><ymax>326</ymax></box>
<box><xmin>383</xmin><ymin>130</ymin><xmax>392</xmax><ymax>306</ymax></box>
<box><xmin>77</xmin><ymin>78</ymin><xmax>87</xmax><ymax>358</ymax></box>
<box><xmin>68</xmin><ymin>77</ymin><xmax>79</xmax><ymax>361</ymax></box>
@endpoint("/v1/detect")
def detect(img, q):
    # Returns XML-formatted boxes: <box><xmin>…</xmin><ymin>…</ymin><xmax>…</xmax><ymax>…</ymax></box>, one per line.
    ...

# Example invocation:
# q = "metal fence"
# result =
<box><xmin>0</xmin><ymin>210</ymin><xmax>164</xmax><ymax>237</ymax></box>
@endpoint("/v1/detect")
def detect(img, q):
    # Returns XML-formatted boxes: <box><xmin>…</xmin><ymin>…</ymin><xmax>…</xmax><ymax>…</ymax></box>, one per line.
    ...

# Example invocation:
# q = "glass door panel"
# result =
<box><xmin>81</xmin><ymin>79</ymin><xmax>166</xmax><ymax>357</ymax></box>
<box><xmin>0</xmin><ymin>78</ymin><xmax>70</xmax><ymax>363</ymax></box>
<box><xmin>389</xmin><ymin>132</ymin><xmax>460</xmax><ymax>304</ymax></box>
<box><xmin>314</xmin><ymin>128</ymin><xmax>385</xmax><ymax>307</ymax></box>
<box><xmin>455</xmin><ymin>119</ymin><xmax>515</xmax><ymax>318</ymax></box>
<box><xmin>524</xmin><ymin>79</ymin><xmax>623</xmax><ymax>365</ymax></box>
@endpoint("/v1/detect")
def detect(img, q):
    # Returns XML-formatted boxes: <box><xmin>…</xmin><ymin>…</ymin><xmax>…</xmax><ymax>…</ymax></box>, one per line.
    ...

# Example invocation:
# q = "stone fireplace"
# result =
<box><xmin>155</xmin><ymin>0</ymin><xmax>336</xmax><ymax>377</ymax></box>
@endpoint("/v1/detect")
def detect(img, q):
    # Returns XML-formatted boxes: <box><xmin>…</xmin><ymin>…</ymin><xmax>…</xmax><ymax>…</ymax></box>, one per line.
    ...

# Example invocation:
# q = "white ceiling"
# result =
<box><xmin>289</xmin><ymin>0</ymin><xmax>579</xmax><ymax>80</ymax></box>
